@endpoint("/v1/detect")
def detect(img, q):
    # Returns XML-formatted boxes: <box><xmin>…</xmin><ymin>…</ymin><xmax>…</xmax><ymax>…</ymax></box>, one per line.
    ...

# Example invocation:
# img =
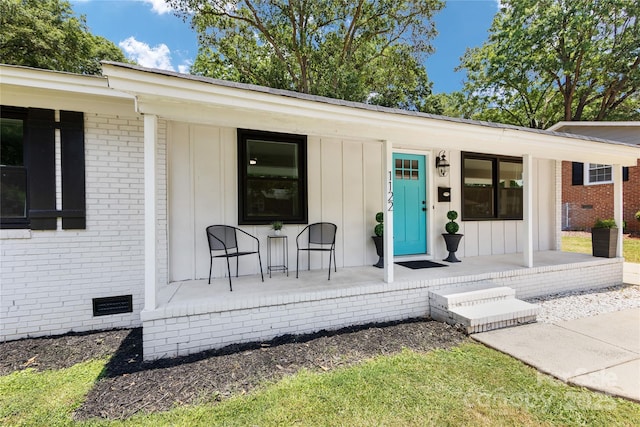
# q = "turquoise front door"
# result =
<box><xmin>393</xmin><ymin>153</ymin><xmax>427</xmax><ymax>255</ymax></box>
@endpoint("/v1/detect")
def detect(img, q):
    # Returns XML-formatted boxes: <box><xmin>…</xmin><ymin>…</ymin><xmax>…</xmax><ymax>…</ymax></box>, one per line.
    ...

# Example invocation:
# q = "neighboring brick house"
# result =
<box><xmin>548</xmin><ymin>122</ymin><xmax>640</xmax><ymax>233</ymax></box>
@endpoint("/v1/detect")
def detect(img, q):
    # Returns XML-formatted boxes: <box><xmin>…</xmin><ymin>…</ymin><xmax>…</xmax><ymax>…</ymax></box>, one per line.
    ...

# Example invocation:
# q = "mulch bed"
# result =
<box><xmin>0</xmin><ymin>319</ymin><xmax>468</xmax><ymax>421</ymax></box>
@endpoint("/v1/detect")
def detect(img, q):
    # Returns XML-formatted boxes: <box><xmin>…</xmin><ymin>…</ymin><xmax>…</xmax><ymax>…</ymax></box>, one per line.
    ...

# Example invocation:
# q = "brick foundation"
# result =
<box><xmin>141</xmin><ymin>257</ymin><xmax>622</xmax><ymax>360</ymax></box>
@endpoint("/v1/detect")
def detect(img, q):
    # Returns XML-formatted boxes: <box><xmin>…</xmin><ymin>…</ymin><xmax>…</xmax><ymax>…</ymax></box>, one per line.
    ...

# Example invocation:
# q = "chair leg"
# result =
<box><xmin>296</xmin><ymin>249</ymin><xmax>299</xmax><ymax>278</ymax></box>
<box><xmin>225</xmin><ymin>257</ymin><xmax>233</xmax><ymax>292</ymax></box>
<box><xmin>208</xmin><ymin>256</ymin><xmax>213</xmax><ymax>285</ymax></box>
<box><xmin>257</xmin><ymin>250</ymin><xmax>264</xmax><ymax>282</ymax></box>
<box><xmin>328</xmin><ymin>250</ymin><xmax>332</xmax><ymax>280</ymax></box>
<box><xmin>333</xmin><ymin>247</ymin><xmax>337</xmax><ymax>272</ymax></box>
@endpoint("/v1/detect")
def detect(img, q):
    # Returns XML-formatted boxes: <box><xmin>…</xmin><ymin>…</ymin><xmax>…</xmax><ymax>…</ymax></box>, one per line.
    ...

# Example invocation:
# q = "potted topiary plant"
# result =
<box><xmin>271</xmin><ymin>221</ymin><xmax>283</xmax><ymax>235</ymax></box>
<box><xmin>591</xmin><ymin>218</ymin><xmax>618</xmax><ymax>258</ymax></box>
<box><xmin>442</xmin><ymin>210</ymin><xmax>463</xmax><ymax>263</ymax></box>
<box><xmin>372</xmin><ymin>212</ymin><xmax>384</xmax><ymax>268</ymax></box>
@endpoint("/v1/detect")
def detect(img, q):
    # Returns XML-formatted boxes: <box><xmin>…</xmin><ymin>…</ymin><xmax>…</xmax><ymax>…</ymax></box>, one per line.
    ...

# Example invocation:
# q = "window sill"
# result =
<box><xmin>585</xmin><ymin>180</ymin><xmax>613</xmax><ymax>186</ymax></box>
<box><xmin>1</xmin><ymin>229</ymin><xmax>32</xmax><ymax>239</ymax></box>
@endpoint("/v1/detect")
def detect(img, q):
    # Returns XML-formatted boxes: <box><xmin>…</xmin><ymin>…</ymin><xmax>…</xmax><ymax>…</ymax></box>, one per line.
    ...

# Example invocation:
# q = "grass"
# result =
<box><xmin>562</xmin><ymin>233</ymin><xmax>640</xmax><ymax>263</ymax></box>
<box><xmin>2</xmin><ymin>343</ymin><xmax>639</xmax><ymax>426</ymax></box>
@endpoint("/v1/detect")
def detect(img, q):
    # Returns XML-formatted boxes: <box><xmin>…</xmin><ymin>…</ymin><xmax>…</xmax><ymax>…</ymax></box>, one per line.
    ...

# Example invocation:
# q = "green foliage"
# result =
<box><xmin>563</xmin><ymin>233</ymin><xmax>640</xmax><ymax>263</ymax></box>
<box><xmin>0</xmin><ymin>359</ymin><xmax>105</xmax><ymax>426</ymax></box>
<box><xmin>374</xmin><ymin>211</ymin><xmax>383</xmax><ymax>237</ymax></box>
<box><xmin>593</xmin><ymin>219</ymin><xmax>617</xmax><ymax>229</ymax></box>
<box><xmin>271</xmin><ymin>221</ymin><xmax>283</xmax><ymax>231</ymax></box>
<box><xmin>458</xmin><ymin>0</ymin><xmax>640</xmax><ymax>127</ymax></box>
<box><xmin>3</xmin><ymin>343</ymin><xmax>640</xmax><ymax>425</ymax></box>
<box><xmin>445</xmin><ymin>210</ymin><xmax>459</xmax><ymax>234</ymax></box>
<box><xmin>174</xmin><ymin>0</ymin><xmax>443</xmax><ymax>111</ymax></box>
<box><xmin>124</xmin><ymin>344</ymin><xmax>640</xmax><ymax>425</ymax></box>
<box><xmin>636</xmin><ymin>210</ymin><xmax>640</xmax><ymax>222</ymax></box>
<box><xmin>0</xmin><ymin>0</ymin><xmax>128</xmax><ymax>75</ymax></box>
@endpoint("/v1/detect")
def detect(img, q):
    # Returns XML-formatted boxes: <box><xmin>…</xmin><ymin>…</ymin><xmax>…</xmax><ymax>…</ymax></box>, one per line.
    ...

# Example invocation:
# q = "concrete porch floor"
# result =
<box><xmin>158</xmin><ymin>251</ymin><xmax>620</xmax><ymax>309</ymax></box>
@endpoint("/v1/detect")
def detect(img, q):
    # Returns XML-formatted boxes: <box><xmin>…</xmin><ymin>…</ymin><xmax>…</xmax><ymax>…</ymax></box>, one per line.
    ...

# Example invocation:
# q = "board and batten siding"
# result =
<box><xmin>455</xmin><ymin>156</ymin><xmax>557</xmax><ymax>258</ymax></box>
<box><xmin>168</xmin><ymin>123</ymin><xmax>384</xmax><ymax>282</ymax></box>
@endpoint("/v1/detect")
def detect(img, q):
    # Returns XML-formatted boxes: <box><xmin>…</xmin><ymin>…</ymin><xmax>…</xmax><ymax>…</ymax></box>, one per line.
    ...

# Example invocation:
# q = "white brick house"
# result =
<box><xmin>1</xmin><ymin>63</ymin><xmax>638</xmax><ymax>358</ymax></box>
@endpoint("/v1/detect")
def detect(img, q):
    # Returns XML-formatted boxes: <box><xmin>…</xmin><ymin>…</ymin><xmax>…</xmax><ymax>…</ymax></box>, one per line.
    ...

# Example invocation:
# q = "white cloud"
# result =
<box><xmin>119</xmin><ymin>37</ymin><xmax>175</xmax><ymax>71</ymax></box>
<box><xmin>177</xmin><ymin>61</ymin><xmax>192</xmax><ymax>74</ymax></box>
<box><xmin>143</xmin><ymin>0</ymin><xmax>174</xmax><ymax>15</ymax></box>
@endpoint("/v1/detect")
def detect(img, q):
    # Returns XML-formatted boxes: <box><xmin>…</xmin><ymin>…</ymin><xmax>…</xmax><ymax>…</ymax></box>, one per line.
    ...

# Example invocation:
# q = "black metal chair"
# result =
<box><xmin>206</xmin><ymin>225</ymin><xmax>264</xmax><ymax>291</ymax></box>
<box><xmin>296</xmin><ymin>222</ymin><xmax>337</xmax><ymax>280</ymax></box>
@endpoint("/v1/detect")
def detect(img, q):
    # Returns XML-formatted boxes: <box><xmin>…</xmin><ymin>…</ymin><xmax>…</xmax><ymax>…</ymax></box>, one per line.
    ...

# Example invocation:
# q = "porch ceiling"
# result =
<box><xmin>102</xmin><ymin>62</ymin><xmax>639</xmax><ymax>167</ymax></box>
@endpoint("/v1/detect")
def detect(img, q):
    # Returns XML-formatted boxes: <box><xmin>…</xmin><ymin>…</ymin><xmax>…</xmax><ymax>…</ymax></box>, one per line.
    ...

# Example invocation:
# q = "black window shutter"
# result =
<box><xmin>26</xmin><ymin>108</ymin><xmax>56</xmax><ymax>230</ymax></box>
<box><xmin>60</xmin><ymin>111</ymin><xmax>86</xmax><ymax>229</ymax></box>
<box><xmin>571</xmin><ymin>162</ymin><xmax>584</xmax><ymax>186</ymax></box>
<box><xmin>623</xmin><ymin>167</ymin><xmax>629</xmax><ymax>182</ymax></box>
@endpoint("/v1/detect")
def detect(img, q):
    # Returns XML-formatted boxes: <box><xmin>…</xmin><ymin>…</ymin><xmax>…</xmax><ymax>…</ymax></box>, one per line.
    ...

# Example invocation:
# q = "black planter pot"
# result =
<box><xmin>591</xmin><ymin>228</ymin><xmax>618</xmax><ymax>258</ymax></box>
<box><xmin>372</xmin><ymin>236</ymin><xmax>384</xmax><ymax>268</ymax></box>
<box><xmin>442</xmin><ymin>233</ymin><xmax>463</xmax><ymax>263</ymax></box>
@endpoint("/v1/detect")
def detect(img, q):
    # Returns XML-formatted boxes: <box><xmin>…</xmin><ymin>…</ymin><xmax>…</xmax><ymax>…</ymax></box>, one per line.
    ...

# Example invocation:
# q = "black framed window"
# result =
<box><xmin>462</xmin><ymin>152</ymin><xmax>523</xmax><ymax>220</ymax></box>
<box><xmin>1</xmin><ymin>105</ymin><xmax>85</xmax><ymax>230</ymax></box>
<box><xmin>238</xmin><ymin>129</ymin><xmax>307</xmax><ymax>224</ymax></box>
<box><xmin>1</xmin><ymin>107</ymin><xmax>28</xmax><ymax>228</ymax></box>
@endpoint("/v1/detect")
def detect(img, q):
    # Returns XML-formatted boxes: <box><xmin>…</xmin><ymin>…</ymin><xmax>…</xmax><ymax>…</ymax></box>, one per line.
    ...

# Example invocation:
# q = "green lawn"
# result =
<box><xmin>562</xmin><ymin>234</ymin><xmax>640</xmax><ymax>263</ymax></box>
<box><xmin>2</xmin><ymin>343</ymin><xmax>639</xmax><ymax>426</ymax></box>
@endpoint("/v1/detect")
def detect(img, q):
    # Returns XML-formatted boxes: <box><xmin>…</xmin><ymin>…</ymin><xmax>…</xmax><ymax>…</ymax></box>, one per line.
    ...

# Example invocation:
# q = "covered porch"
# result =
<box><xmin>142</xmin><ymin>251</ymin><xmax>623</xmax><ymax>359</ymax></box>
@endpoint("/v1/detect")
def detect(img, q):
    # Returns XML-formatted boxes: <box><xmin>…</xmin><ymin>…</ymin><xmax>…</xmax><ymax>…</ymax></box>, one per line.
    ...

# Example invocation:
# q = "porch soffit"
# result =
<box><xmin>102</xmin><ymin>62</ymin><xmax>639</xmax><ymax>166</ymax></box>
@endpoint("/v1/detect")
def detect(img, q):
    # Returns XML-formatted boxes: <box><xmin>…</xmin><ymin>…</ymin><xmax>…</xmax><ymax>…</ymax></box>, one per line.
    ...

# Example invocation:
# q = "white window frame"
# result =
<box><xmin>584</xmin><ymin>163</ymin><xmax>613</xmax><ymax>185</ymax></box>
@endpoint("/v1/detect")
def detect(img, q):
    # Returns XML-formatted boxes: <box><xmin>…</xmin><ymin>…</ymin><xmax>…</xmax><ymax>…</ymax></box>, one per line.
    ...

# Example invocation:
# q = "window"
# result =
<box><xmin>1</xmin><ymin>107</ymin><xmax>28</xmax><ymax>228</ymax></box>
<box><xmin>0</xmin><ymin>106</ymin><xmax>85</xmax><ymax>230</ymax></box>
<box><xmin>586</xmin><ymin>163</ymin><xmax>612</xmax><ymax>184</ymax></box>
<box><xmin>462</xmin><ymin>152</ymin><xmax>523</xmax><ymax>220</ymax></box>
<box><xmin>238</xmin><ymin>129</ymin><xmax>307</xmax><ymax>224</ymax></box>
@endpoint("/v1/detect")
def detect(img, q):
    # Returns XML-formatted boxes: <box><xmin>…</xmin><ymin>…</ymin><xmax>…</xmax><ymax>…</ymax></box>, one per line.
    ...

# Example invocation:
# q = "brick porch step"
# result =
<box><xmin>429</xmin><ymin>286</ymin><xmax>539</xmax><ymax>334</ymax></box>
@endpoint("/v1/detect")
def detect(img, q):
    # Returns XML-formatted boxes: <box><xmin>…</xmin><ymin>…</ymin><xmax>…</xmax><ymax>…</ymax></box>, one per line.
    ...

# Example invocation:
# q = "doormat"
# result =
<box><xmin>395</xmin><ymin>260</ymin><xmax>448</xmax><ymax>269</ymax></box>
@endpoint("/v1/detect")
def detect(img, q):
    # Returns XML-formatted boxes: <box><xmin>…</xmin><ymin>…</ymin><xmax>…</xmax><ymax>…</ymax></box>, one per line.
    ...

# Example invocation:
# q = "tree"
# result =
<box><xmin>0</xmin><ymin>0</ymin><xmax>128</xmax><ymax>75</ymax></box>
<box><xmin>459</xmin><ymin>0</ymin><xmax>640</xmax><ymax>128</ymax></box>
<box><xmin>170</xmin><ymin>0</ymin><xmax>443</xmax><ymax>110</ymax></box>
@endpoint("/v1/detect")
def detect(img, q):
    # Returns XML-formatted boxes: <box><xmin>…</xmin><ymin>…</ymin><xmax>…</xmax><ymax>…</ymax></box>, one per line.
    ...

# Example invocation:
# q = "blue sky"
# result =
<box><xmin>72</xmin><ymin>0</ymin><xmax>499</xmax><ymax>94</ymax></box>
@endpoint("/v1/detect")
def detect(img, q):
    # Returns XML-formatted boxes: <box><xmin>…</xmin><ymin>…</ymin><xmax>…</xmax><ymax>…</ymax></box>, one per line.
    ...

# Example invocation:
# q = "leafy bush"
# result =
<box><xmin>592</xmin><ymin>219</ymin><xmax>617</xmax><ymax>229</ymax></box>
<box><xmin>374</xmin><ymin>212</ymin><xmax>383</xmax><ymax>237</ymax></box>
<box><xmin>445</xmin><ymin>210</ymin><xmax>459</xmax><ymax>234</ymax></box>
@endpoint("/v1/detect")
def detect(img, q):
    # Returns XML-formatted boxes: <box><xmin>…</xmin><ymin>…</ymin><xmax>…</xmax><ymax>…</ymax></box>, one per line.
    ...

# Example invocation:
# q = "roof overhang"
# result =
<box><xmin>102</xmin><ymin>62</ymin><xmax>639</xmax><ymax>166</ymax></box>
<box><xmin>0</xmin><ymin>64</ymin><xmax>135</xmax><ymax>115</ymax></box>
<box><xmin>548</xmin><ymin>121</ymin><xmax>640</xmax><ymax>131</ymax></box>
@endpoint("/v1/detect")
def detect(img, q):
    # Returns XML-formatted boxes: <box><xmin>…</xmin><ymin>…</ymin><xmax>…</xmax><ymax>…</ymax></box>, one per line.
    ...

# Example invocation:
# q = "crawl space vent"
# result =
<box><xmin>92</xmin><ymin>295</ymin><xmax>133</xmax><ymax>316</ymax></box>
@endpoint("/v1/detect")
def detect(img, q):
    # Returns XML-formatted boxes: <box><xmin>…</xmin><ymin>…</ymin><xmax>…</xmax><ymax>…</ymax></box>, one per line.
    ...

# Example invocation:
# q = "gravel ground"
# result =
<box><xmin>528</xmin><ymin>284</ymin><xmax>640</xmax><ymax>323</ymax></box>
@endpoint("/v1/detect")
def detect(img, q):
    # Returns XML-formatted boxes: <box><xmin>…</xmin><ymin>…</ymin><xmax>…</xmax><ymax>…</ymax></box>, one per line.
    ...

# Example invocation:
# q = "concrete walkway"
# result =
<box><xmin>473</xmin><ymin>308</ymin><xmax>640</xmax><ymax>402</ymax></box>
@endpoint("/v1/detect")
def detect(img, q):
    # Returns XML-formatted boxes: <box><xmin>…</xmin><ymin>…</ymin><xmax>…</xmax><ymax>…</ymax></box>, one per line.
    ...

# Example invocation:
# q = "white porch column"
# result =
<box><xmin>144</xmin><ymin>114</ymin><xmax>158</xmax><ymax>311</ymax></box>
<box><xmin>523</xmin><ymin>154</ymin><xmax>533</xmax><ymax>268</ymax></box>
<box><xmin>613</xmin><ymin>164</ymin><xmax>624</xmax><ymax>258</ymax></box>
<box><xmin>383</xmin><ymin>139</ymin><xmax>394</xmax><ymax>283</ymax></box>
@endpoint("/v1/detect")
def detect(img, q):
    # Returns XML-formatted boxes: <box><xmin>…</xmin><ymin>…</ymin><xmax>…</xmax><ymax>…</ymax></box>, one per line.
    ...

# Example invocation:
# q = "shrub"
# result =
<box><xmin>445</xmin><ymin>210</ymin><xmax>459</xmax><ymax>234</ymax></box>
<box><xmin>593</xmin><ymin>219</ymin><xmax>617</xmax><ymax>229</ymax></box>
<box><xmin>374</xmin><ymin>212</ymin><xmax>384</xmax><ymax>237</ymax></box>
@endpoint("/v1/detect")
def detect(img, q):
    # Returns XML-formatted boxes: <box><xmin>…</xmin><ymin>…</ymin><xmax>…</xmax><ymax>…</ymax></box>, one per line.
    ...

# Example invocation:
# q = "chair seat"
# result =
<box><xmin>213</xmin><ymin>250</ymin><xmax>259</xmax><ymax>258</ymax></box>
